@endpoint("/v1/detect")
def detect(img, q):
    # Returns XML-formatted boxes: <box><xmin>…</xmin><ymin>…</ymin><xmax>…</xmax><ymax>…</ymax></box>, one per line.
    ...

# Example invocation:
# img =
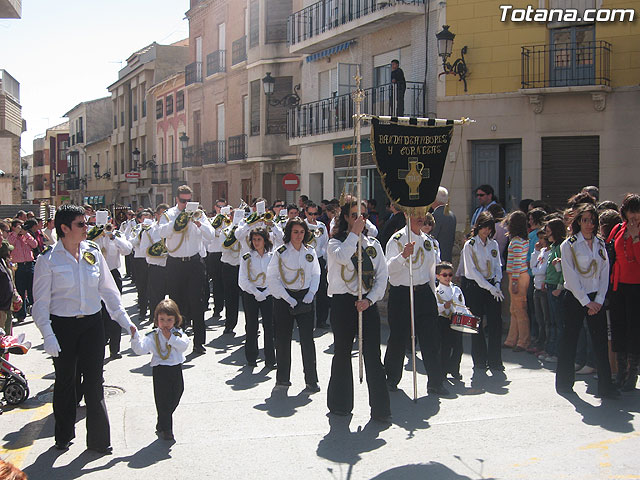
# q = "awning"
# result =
<box><xmin>305</xmin><ymin>40</ymin><xmax>356</xmax><ymax>63</ymax></box>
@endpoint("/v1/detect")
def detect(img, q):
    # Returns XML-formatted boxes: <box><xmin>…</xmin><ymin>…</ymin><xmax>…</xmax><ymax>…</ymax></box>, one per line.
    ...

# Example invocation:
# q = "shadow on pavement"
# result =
<box><xmin>316</xmin><ymin>414</ymin><xmax>387</xmax><ymax>468</ymax></box>
<box><xmin>388</xmin><ymin>390</ymin><xmax>439</xmax><ymax>438</ymax></box>
<box><xmin>561</xmin><ymin>390</ymin><xmax>639</xmax><ymax>433</ymax></box>
<box><xmin>370</xmin><ymin>461</ymin><xmax>487</xmax><ymax>479</ymax></box>
<box><xmin>253</xmin><ymin>386</ymin><xmax>312</xmax><ymax>418</ymax></box>
<box><xmin>225</xmin><ymin>365</ymin><xmax>274</xmax><ymax>391</ymax></box>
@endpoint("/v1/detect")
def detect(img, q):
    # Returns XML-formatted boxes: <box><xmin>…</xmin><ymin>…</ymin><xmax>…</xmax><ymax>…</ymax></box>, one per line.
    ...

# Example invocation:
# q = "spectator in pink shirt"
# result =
<box><xmin>7</xmin><ymin>219</ymin><xmax>37</xmax><ymax>321</ymax></box>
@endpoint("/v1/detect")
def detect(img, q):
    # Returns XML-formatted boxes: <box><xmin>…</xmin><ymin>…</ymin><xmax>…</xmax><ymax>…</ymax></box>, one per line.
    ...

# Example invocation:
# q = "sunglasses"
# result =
<box><xmin>178</xmin><ymin>198</ymin><xmax>191</xmax><ymax>204</ymax></box>
<box><xmin>307</xmin><ymin>211</ymin><xmax>319</xmax><ymax>216</ymax></box>
<box><xmin>439</xmin><ymin>273</ymin><xmax>453</xmax><ymax>277</ymax></box>
<box><xmin>73</xmin><ymin>221</ymin><xmax>87</xmax><ymax>228</ymax></box>
<box><xmin>476</xmin><ymin>193</ymin><xmax>487</xmax><ymax>197</ymax></box>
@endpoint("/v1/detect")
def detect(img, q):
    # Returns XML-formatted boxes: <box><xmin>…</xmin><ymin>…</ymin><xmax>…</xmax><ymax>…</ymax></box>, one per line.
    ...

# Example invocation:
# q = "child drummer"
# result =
<box><xmin>435</xmin><ymin>262</ymin><xmax>469</xmax><ymax>381</ymax></box>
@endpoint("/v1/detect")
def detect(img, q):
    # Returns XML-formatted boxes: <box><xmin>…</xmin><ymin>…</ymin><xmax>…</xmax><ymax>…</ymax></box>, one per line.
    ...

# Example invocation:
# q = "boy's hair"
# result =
<box><xmin>154</xmin><ymin>298</ymin><xmax>183</xmax><ymax>328</ymax></box>
<box><xmin>436</xmin><ymin>261</ymin><xmax>454</xmax><ymax>275</ymax></box>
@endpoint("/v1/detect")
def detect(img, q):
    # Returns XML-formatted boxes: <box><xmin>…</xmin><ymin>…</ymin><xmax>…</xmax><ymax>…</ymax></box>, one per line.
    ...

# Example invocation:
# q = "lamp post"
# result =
<box><xmin>132</xmin><ymin>147</ymin><xmax>141</xmax><ymax>171</ymax></box>
<box><xmin>93</xmin><ymin>161</ymin><xmax>111</xmax><ymax>179</ymax></box>
<box><xmin>262</xmin><ymin>72</ymin><xmax>301</xmax><ymax>107</ymax></box>
<box><xmin>436</xmin><ymin>25</ymin><xmax>469</xmax><ymax>92</ymax></box>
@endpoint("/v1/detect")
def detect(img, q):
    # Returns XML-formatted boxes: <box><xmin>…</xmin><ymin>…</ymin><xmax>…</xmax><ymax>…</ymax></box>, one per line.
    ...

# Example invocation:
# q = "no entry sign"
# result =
<box><xmin>282</xmin><ymin>173</ymin><xmax>300</xmax><ymax>191</ymax></box>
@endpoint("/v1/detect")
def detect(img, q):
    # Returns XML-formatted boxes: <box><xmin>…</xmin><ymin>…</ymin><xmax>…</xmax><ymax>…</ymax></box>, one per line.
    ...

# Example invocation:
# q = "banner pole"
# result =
<box><xmin>407</xmin><ymin>215</ymin><xmax>418</xmax><ymax>403</ymax></box>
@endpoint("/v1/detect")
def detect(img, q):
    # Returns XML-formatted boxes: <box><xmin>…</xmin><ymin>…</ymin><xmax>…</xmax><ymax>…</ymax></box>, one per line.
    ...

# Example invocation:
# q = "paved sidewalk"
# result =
<box><xmin>1</xmin><ymin>276</ymin><xmax>638</xmax><ymax>479</ymax></box>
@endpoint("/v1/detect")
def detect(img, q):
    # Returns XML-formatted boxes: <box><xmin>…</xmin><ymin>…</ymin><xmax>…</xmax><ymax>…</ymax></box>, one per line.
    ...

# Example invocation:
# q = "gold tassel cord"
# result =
<box><xmin>154</xmin><ymin>331</ymin><xmax>172</xmax><ymax>360</ymax></box>
<box><xmin>278</xmin><ymin>257</ymin><xmax>305</xmax><ymax>288</ymax></box>
<box><xmin>570</xmin><ymin>245</ymin><xmax>597</xmax><ymax>278</ymax></box>
<box><xmin>246</xmin><ymin>257</ymin><xmax>266</xmax><ymax>286</ymax></box>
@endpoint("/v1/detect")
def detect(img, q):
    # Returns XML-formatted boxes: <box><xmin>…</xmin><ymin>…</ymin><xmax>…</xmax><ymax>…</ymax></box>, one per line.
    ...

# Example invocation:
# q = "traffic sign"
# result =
<box><xmin>282</xmin><ymin>173</ymin><xmax>300</xmax><ymax>191</ymax></box>
<box><xmin>125</xmin><ymin>172</ymin><xmax>140</xmax><ymax>179</ymax></box>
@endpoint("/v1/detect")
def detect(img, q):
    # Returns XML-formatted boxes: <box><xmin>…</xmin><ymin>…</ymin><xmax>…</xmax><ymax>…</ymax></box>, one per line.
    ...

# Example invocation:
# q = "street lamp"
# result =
<box><xmin>132</xmin><ymin>147</ymin><xmax>141</xmax><ymax>170</ymax></box>
<box><xmin>179</xmin><ymin>132</ymin><xmax>189</xmax><ymax>151</ymax></box>
<box><xmin>93</xmin><ymin>161</ymin><xmax>111</xmax><ymax>179</ymax></box>
<box><xmin>262</xmin><ymin>72</ymin><xmax>301</xmax><ymax>107</ymax></box>
<box><xmin>436</xmin><ymin>25</ymin><xmax>469</xmax><ymax>92</ymax></box>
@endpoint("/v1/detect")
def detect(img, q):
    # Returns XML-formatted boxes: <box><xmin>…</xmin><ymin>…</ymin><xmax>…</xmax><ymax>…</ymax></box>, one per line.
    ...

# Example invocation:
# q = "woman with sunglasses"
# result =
<box><xmin>556</xmin><ymin>204</ymin><xmax>617</xmax><ymax>398</ymax></box>
<box><xmin>32</xmin><ymin>205</ymin><xmax>137</xmax><ymax>453</ymax></box>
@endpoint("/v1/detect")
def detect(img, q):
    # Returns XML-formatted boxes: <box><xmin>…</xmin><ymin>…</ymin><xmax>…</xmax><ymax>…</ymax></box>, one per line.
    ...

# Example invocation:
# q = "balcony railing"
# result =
<box><xmin>288</xmin><ymin>81</ymin><xmax>424</xmax><ymax>139</ymax></box>
<box><xmin>65</xmin><ymin>177</ymin><xmax>80</xmax><ymax>191</ymax></box>
<box><xmin>182</xmin><ymin>146</ymin><xmax>203</xmax><ymax>168</ymax></box>
<box><xmin>232</xmin><ymin>36</ymin><xmax>247</xmax><ymax>65</ymax></box>
<box><xmin>206</xmin><ymin>50</ymin><xmax>226</xmax><ymax>76</ymax></box>
<box><xmin>288</xmin><ymin>0</ymin><xmax>424</xmax><ymax>46</ymax></box>
<box><xmin>228</xmin><ymin>134</ymin><xmax>248</xmax><ymax>160</ymax></box>
<box><xmin>521</xmin><ymin>41</ymin><xmax>611</xmax><ymax>89</ymax></box>
<box><xmin>203</xmin><ymin>140</ymin><xmax>226</xmax><ymax>165</ymax></box>
<box><xmin>185</xmin><ymin>61</ymin><xmax>203</xmax><ymax>86</ymax></box>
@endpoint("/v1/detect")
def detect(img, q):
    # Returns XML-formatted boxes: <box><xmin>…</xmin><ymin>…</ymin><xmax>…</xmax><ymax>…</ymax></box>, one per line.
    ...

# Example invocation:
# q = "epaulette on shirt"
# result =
<box><xmin>85</xmin><ymin>240</ymin><xmax>100</xmax><ymax>250</ymax></box>
<box><xmin>242</xmin><ymin>252</ymin><xmax>251</xmax><ymax>261</ymax></box>
<box><xmin>469</xmin><ymin>238</ymin><xmax>476</xmax><ymax>246</ymax></box>
<box><xmin>277</xmin><ymin>245</ymin><xmax>287</xmax><ymax>254</ymax></box>
<box><xmin>40</xmin><ymin>245</ymin><xmax>53</xmax><ymax>256</ymax></box>
<box><xmin>172</xmin><ymin>330</ymin><xmax>182</xmax><ymax>337</ymax></box>
<box><xmin>114</xmin><ymin>230</ymin><xmax>122</xmax><ymax>238</ymax></box>
<box><xmin>568</xmin><ymin>235</ymin><xmax>577</xmax><ymax>244</ymax></box>
<box><xmin>392</xmin><ymin>232</ymin><xmax>403</xmax><ymax>241</ymax></box>
<box><xmin>145</xmin><ymin>330</ymin><xmax>155</xmax><ymax>337</ymax></box>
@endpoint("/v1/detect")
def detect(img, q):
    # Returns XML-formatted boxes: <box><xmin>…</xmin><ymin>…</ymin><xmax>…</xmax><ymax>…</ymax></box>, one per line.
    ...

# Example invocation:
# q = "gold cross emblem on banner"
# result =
<box><xmin>398</xmin><ymin>158</ymin><xmax>430</xmax><ymax>199</ymax></box>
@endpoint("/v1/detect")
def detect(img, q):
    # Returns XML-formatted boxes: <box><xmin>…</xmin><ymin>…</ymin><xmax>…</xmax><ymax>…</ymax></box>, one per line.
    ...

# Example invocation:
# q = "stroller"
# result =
<box><xmin>0</xmin><ymin>328</ymin><xmax>31</xmax><ymax>405</ymax></box>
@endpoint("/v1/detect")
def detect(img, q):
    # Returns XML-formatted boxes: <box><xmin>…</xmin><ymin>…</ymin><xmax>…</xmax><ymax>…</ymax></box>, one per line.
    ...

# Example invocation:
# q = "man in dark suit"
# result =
<box><xmin>431</xmin><ymin>187</ymin><xmax>457</xmax><ymax>263</ymax></box>
<box><xmin>377</xmin><ymin>203</ymin><xmax>406</xmax><ymax>250</ymax></box>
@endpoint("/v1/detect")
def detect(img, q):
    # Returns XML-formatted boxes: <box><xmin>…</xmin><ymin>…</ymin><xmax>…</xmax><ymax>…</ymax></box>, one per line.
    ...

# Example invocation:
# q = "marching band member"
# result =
<box><xmin>238</xmin><ymin>228</ymin><xmax>275</xmax><ymax>368</ymax></box>
<box><xmin>206</xmin><ymin>200</ymin><xmax>228</xmax><ymax>317</ymax></box>
<box><xmin>421</xmin><ymin>212</ymin><xmax>441</xmax><ymax>263</ymax></box>
<box><xmin>305</xmin><ymin>202</ymin><xmax>330</xmax><ymax>329</ymax></box>
<box><xmin>235</xmin><ymin>199</ymin><xmax>284</xmax><ymax>255</ymax></box>
<box><xmin>326</xmin><ymin>201</ymin><xmax>390</xmax><ymax>421</ymax></box>
<box><xmin>556</xmin><ymin>204</ymin><xmax>618</xmax><ymax>398</ymax></box>
<box><xmin>220</xmin><ymin>209</ymin><xmax>243</xmax><ymax>335</ymax></box>
<box><xmin>128</xmin><ymin>211</ymin><xmax>153</xmax><ymax>322</ymax></box>
<box><xmin>461</xmin><ymin>211</ymin><xmax>505</xmax><ymax>374</ymax></box>
<box><xmin>141</xmin><ymin>205</ymin><xmax>169</xmax><ymax>323</ymax></box>
<box><xmin>266</xmin><ymin>218</ymin><xmax>321</xmax><ymax>392</ymax></box>
<box><xmin>119</xmin><ymin>209</ymin><xmax>136</xmax><ymax>280</ymax></box>
<box><xmin>329</xmin><ymin>200</ymin><xmax>379</xmax><ymax>238</ymax></box>
<box><xmin>156</xmin><ymin>185</ymin><xmax>214</xmax><ymax>355</ymax></box>
<box><xmin>385</xmin><ymin>211</ymin><xmax>449</xmax><ymax>396</ymax></box>
<box><xmin>93</xmin><ymin>218</ymin><xmax>132</xmax><ymax>360</ymax></box>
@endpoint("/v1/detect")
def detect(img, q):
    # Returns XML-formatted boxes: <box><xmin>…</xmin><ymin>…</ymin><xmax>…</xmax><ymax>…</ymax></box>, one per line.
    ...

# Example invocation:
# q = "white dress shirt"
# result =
<box><xmin>220</xmin><ymin>224</ymin><xmax>242</xmax><ymax>266</ymax></box>
<box><xmin>560</xmin><ymin>232</ymin><xmax>609</xmax><ymax>306</ymax></box>
<box><xmin>330</xmin><ymin>217</ymin><xmax>378</xmax><ymax>238</ymax></box>
<box><xmin>327</xmin><ymin>232</ymin><xmax>388</xmax><ymax>305</ymax></box>
<box><xmin>33</xmin><ymin>240</ymin><xmax>134</xmax><ymax>334</ymax></box>
<box><xmin>435</xmin><ymin>283</ymin><xmax>468</xmax><ymax>318</ymax></box>
<box><xmin>128</xmin><ymin>223</ymin><xmax>150</xmax><ymax>258</ymax></box>
<box><xmin>139</xmin><ymin>223</ymin><xmax>167</xmax><ymax>267</ymax></box>
<box><xmin>131</xmin><ymin>328</ymin><xmax>190</xmax><ymax>367</ymax></box>
<box><xmin>461</xmin><ymin>235</ymin><xmax>503</xmax><ymax>291</ymax></box>
<box><xmin>235</xmin><ymin>220</ymin><xmax>284</xmax><ymax>255</ymax></box>
<box><xmin>266</xmin><ymin>242</ymin><xmax>321</xmax><ymax>301</ymax></box>
<box><xmin>95</xmin><ymin>230</ymin><xmax>132</xmax><ymax>271</ymax></box>
<box><xmin>306</xmin><ymin>220</ymin><xmax>329</xmax><ymax>259</ymax></box>
<box><xmin>238</xmin><ymin>250</ymin><xmax>272</xmax><ymax>298</ymax></box>
<box><xmin>385</xmin><ymin>226</ymin><xmax>438</xmax><ymax>291</ymax></box>
<box><xmin>156</xmin><ymin>206</ymin><xmax>215</xmax><ymax>258</ymax></box>
<box><xmin>206</xmin><ymin>216</ymin><xmax>225</xmax><ymax>253</ymax></box>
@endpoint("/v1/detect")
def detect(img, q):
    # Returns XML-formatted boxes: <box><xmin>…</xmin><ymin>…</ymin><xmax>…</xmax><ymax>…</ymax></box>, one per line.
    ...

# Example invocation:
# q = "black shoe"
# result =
<box><xmin>109</xmin><ymin>353</ymin><xmax>122</xmax><ymax>360</ymax></box>
<box><xmin>265</xmin><ymin>363</ymin><xmax>277</xmax><ymax>370</ymax></box>
<box><xmin>556</xmin><ymin>387</ymin><xmax>576</xmax><ymax>396</ymax></box>
<box><xmin>304</xmin><ymin>383</ymin><xmax>321</xmax><ymax>393</ymax></box>
<box><xmin>87</xmin><ymin>445</ymin><xmax>113</xmax><ymax>455</ymax></box>
<box><xmin>386</xmin><ymin>382</ymin><xmax>399</xmax><ymax>392</ymax></box>
<box><xmin>427</xmin><ymin>385</ymin><xmax>450</xmax><ymax>396</ymax></box>
<box><xmin>247</xmin><ymin>361</ymin><xmax>258</xmax><ymax>367</ymax></box>
<box><xmin>193</xmin><ymin>345</ymin><xmax>206</xmax><ymax>355</ymax></box>
<box><xmin>161</xmin><ymin>431</ymin><xmax>175</xmax><ymax>441</ymax></box>
<box><xmin>54</xmin><ymin>441</ymin><xmax>72</xmax><ymax>451</ymax></box>
<box><xmin>223</xmin><ymin>328</ymin><xmax>234</xmax><ymax>335</ymax></box>
<box><xmin>449</xmin><ymin>372</ymin><xmax>463</xmax><ymax>381</ymax></box>
<box><xmin>371</xmin><ymin>414</ymin><xmax>392</xmax><ymax>424</ymax></box>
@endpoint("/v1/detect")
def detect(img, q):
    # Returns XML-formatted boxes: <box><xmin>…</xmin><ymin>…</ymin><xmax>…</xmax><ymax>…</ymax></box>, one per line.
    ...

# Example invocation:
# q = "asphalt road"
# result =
<box><xmin>1</xmin><ymin>275</ymin><xmax>638</xmax><ymax>480</ymax></box>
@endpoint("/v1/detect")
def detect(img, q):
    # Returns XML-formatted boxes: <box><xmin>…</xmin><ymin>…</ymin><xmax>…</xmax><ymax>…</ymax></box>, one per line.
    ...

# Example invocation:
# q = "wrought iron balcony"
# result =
<box><xmin>288</xmin><ymin>0</ymin><xmax>424</xmax><ymax>53</ymax></box>
<box><xmin>287</xmin><ymin>81</ymin><xmax>424</xmax><ymax>139</ymax></box>
<box><xmin>206</xmin><ymin>50</ymin><xmax>226</xmax><ymax>76</ymax></box>
<box><xmin>65</xmin><ymin>177</ymin><xmax>80</xmax><ymax>191</ymax></box>
<box><xmin>228</xmin><ymin>134</ymin><xmax>248</xmax><ymax>160</ymax></box>
<box><xmin>203</xmin><ymin>140</ymin><xmax>226</xmax><ymax>165</ymax></box>
<box><xmin>185</xmin><ymin>61</ymin><xmax>203</xmax><ymax>86</ymax></box>
<box><xmin>232</xmin><ymin>36</ymin><xmax>247</xmax><ymax>65</ymax></box>
<box><xmin>182</xmin><ymin>146</ymin><xmax>203</xmax><ymax>168</ymax></box>
<box><xmin>521</xmin><ymin>41</ymin><xmax>611</xmax><ymax>89</ymax></box>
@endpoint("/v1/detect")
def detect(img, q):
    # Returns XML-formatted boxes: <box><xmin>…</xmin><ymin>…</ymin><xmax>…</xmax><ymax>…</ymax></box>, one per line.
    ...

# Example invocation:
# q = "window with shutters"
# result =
<box><xmin>166</xmin><ymin>95</ymin><xmax>174</xmax><ymax>116</ymax></box>
<box><xmin>541</xmin><ymin>136</ymin><xmax>599</xmax><ymax>210</ymax></box>
<box><xmin>250</xmin><ymin>80</ymin><xmax>260</xmax><ymax>136</ymax></box>
<box><xmin>266</xmin><ymin>76</ymin><xmax>292</xmax><ymax>135</ymax></box>
<box><xmin>265</xmin><ymin>0</ymin><xmax>291</xmax><ymax>44</ymax></box>
<box><xmin>249</xmin><ymin>0</ymin><xmax>259</xmax><ymax>48</ymax></box>
<box><xmin>176</xmin><ymin>91</ymin><xmax>184</xmax><ymax>111</ymax></box>
<box><xmin>156</xmin><ymin>100</ymin><xmax>163</xmax><ymax>119</ymax></box>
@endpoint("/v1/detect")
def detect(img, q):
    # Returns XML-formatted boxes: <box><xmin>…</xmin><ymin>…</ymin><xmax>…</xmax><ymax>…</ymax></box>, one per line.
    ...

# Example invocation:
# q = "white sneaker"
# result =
<box><xmin>545</xmin><ymin>355</ymin><xmax>558</xmax><ymax>362</ymax></box>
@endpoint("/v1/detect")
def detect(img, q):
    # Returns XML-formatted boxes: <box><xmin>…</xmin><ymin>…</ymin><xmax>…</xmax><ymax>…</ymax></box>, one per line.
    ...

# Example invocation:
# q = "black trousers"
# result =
<box><xmin>153</xmin><ymin>364</ymin><xmax>184</xmax><ymax>434</ymax></box>
<box><xmin>315</xmin><ymin>257</ymin><xmax>330</xmax><ymax>327</ymax></box>
<box><xmin>437</xmin><ymin>315</ymin><xmax>463</xmax><ymax>376</ymax></box>
<box><xmin>463</xmin><ymin>278</ymin><xmax>503</xmax><ymax>370</ymax></box>
<box><xmin>132</xmin><ymin>257</ymin><xmax>149</xmax><ymax>318</ymax></box>
<box><xmin>15</xmin><ymin>261</ymin><xmax>34</xmax><ymax>319</ymax></box>
<box><xmin>166</xmin><ymin>255</ymin><xmax>207</xmax><ymax>348</ymax></box>
<box><xmin>274</xmin><ymin>291</ymin><xmax>318</xmax><ymax>385</ymax></box>
<box><xmin>328</xmin><ymin>294</ymin><xmax>390</xmax><ymax>418</ymax></box>
<box><xmin>384</xmin><ymin>284</ymin><xmax>443</xmax><ymax>389</ymax></box>
<box><xmin>222</xmin><ymin>262</ymin><xmax>240</xmax><ymax>331</ymax></box>
<box><xmin>242</xmin><ymin>291</ymin><xmax>275</xmax><ymax>365</ymax></box>
<box><xmin>51</xmin><ymin>312</ymin><xmax>110</xmax><ymax>448</ymax></box>
<box><xmin>147</xmin><ymin>264</ymin><xmax>168</xmax><ymax>322</ymax></box>
<box><xmin>125</xmin><ymin>252</ymin><xmax>134</xmax><ymax>279</ymax></box>
<box><xmin>103</xmin><ymin>269</ymin><xmax>124</xmax><ymax>356</ymax></box>
<box><xmin>206</xmin><ymin>252</ymin><xmax>225</xmax><ymax>314</ymax></box>
<box><xmin>556</xmin><ymin>291</ymin><xmax>614</xmax><ymax>395</ymax></box>
<box><xmin>609</xmin><ymin>283</ymin><xmax>640</xmax><ymax>354</ymax></box>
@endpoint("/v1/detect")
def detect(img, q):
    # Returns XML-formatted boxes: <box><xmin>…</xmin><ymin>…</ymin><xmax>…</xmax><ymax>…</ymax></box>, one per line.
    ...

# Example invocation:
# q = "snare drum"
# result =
<box><xmin>450</xmin><ymin>313</ymin><xmax>481</xmax><ymax>334</ymax></box>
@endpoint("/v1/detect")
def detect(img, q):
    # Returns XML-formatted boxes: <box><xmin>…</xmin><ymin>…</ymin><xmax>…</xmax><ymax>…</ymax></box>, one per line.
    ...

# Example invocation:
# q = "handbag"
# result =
<box><xmin>11</xmin><ymin>292</ymin><xmax>23</xmax><ymax>313</ymax></box>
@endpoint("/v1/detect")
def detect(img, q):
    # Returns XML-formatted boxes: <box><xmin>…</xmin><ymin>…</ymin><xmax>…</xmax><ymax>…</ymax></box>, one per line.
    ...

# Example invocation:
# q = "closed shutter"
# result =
<box><xmin>250</xmin><ymin>80</ymin><xmax>260</xmax><ymax>136</ymax></box>
<box><xmin>266</xmin><ymin>76</ymin><xmax>292</xmax><ymax>135</ymax></box>
<box><xmin>265</xmin><ymin>0</ymin><xmax>291</xmax><ymax>44</ymax></box>
<box><xmin>249</xmin><ymin>0</ymin><xmax>259</xmax><ymax>48</ymax></box>
<box><xmin>541</xmin><ymin>136</ymin><xmax>599</xmax><ymax>210</ymax></box>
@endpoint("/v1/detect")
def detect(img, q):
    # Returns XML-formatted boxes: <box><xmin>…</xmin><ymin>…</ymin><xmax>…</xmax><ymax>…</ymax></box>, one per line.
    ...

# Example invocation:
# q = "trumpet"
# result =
<box><xmin>263</xmin><ymin>211</ymin><xmax>274</xmax><ymax>222</ymax></box>
<box><xmin>105</xmin><ymin>223</ymin><xmax>114</xmax><ymax>232</ymax></box>
<box><xmin>190</xmin><ymin>209</ymin><xmax>205</xmax><ymax>221</ymax></box>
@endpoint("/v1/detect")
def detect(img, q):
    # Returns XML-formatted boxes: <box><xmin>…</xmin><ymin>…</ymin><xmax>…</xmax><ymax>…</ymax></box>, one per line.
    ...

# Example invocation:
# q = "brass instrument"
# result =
<box><xmin>263</xmin><ymin>211</ymin><xmax>274</xmax><ymax>222</ymax></box>
<box><xmin>105</xmin><ymin>223</ymin><xmax>114</xmax><ymax>233</ymax></box>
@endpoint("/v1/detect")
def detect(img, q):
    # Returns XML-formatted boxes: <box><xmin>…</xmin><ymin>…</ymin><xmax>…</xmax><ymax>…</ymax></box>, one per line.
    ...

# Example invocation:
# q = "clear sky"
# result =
<box><xmin>0</xmin><ymin>0</ymin><xmax>189</xmax><ymax>156</ymax></box>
